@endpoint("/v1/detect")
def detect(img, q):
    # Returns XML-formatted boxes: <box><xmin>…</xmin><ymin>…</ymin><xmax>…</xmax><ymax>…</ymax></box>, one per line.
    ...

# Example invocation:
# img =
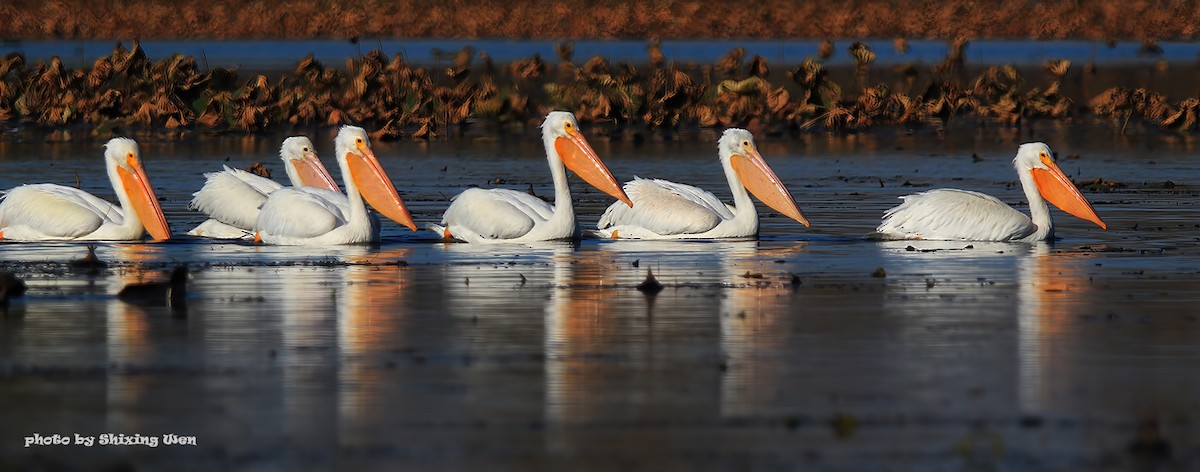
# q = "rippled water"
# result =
<box><xmin>1</xmin><ymin>125</ymin><xmax>1198</xmax><ymax>470</ymax></box>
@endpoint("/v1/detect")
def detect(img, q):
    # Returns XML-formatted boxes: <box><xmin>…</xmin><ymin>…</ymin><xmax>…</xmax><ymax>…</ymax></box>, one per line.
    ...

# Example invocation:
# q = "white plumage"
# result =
<box><xmin>595</xmin><ymin>128</ymin><xmax>808</xmax><ymax>239</ymax></box>
<box><xmin>256</xmin><ymin>187</ymin><xmax>356</xmax><ymax>240</ymax></box>
<box><xmin>188</xmin><ymin>137</ymin><xmax>339</xmax><ymax>239</ymax></box>
<box><xmin>437</xmin><ymin>188</ymin><xmax>555</xmax><ymax>241</ymax></box>
<box><xmin>253</xmin><ymin>126</ymin><xmax>417</xmax><ymax>245</ymax></box>
<box><xmin>877</xmin><ymin>189</ymin><xmax>1037</xmax><ymax>241</ymax></box>
<box><xmin>874</xmin><ymin>142</ymin><xmax>1107</xmax><ymax>242</ymax></box>
<box><xmin>598</xmin><ymin>178</ymin><xmax>732</xmax><ymax>236</ymax></box>
<box><xmin>0</xmin><ymin>138</ymin><xmax>170</xmax><ymax>241</ymax></box>
<box><xmin>428</xmin><ymin>111</ymin><xmax>632</xmax><ymax>244</ymax></box>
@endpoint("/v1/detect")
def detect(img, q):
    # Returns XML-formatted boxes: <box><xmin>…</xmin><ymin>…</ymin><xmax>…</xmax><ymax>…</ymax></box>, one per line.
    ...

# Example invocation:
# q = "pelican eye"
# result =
<box><xmin>742</xmin><ymin>140</ymin><xmax>750</xmax><ymax>147</ymax></box>
<box><xmin>302</xmin><ymin>147</ymin><xmax>310</xmax><ymax>152</ymax></box>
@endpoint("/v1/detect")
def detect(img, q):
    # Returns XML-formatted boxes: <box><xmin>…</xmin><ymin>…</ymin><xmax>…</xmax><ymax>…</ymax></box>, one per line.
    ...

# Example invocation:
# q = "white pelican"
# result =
<box><xmin>428</xmin><ymin>111</ymin><xmax>632</xmax><ymax>243</ymax></box>
<box><xmin>593</xmin><ymin>128</ymin><xmax>809</xmax><ymax>239</ymax></box>
<box><xmin>253</xmin><ymin>125</ymin><xmax>417</xmax><ymax>245</ymax></box>
<box><xmin>873</xmin><ymin>142</ymin><xmax>1106</xmax><ymax>242</ymax></box>
<box><xmin>187</xmin><ymin>136</ymin><xmax>341</xmax><ymax>239</ymax></box>
<box><xmin>0</xmin><ymin>138</ymin><xmax>170</xmax><ymax>241</ymax></box>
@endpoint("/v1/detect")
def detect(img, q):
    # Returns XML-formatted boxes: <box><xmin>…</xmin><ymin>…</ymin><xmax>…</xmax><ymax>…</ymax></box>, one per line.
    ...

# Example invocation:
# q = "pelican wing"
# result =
<box><xmin>188</xmin><ymin>219</ymin><xmax>253</xmax><ymax>239</ymax></box>
<box><xmin>255</xmin><ymin>187</ymin><xmax>348</xmax><ymax>239</ymax></box>
<box><xmin>441</xmin><ymin>188</ymin><xmax>554</xmax><ymax>240</ymax></box>
<box><xmin>0</xmin><ymin>184</ymin><xmax>120</xmax><ymax>238</ymax></box>
<box><xmin>597</xmin><ymin>178</ymin><xmax>729</xmax><ymax>235</ymax></box>
<box><xmin>875</xmin><ymin>188</ymin><xmax>1037</xmax><ymax>241</ymax></box>
<box><xmin>190</xmin><ymin>166</ymin><xmax>283</xmax><ymax>230</ymax></box>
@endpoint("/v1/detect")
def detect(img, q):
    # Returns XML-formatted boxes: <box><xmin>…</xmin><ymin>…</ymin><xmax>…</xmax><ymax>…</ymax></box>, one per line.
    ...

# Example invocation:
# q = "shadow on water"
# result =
<box><xmin>1</xmin><ymin>129</ymin><xmax>1199</xmax><ymax>469</ymax></box>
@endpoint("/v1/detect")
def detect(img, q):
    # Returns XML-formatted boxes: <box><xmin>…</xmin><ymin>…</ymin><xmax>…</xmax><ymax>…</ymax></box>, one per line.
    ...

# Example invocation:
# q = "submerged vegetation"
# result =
<box><xmin>1</xmin><ymin>39</ymin><xmax>1199</xmax><ymax>139</ymax></box>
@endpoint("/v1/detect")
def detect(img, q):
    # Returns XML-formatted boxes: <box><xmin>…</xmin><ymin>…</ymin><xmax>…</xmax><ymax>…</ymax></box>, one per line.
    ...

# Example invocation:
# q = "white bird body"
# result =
<box><xmin>254</xmin><ymin>126</ymin><xmax>416</xmax><ymax>245</ymax></box>
<box><xmin>435</xmin><ymin>188</ymin><xmax>558</xmax><ymax>243</ymax></box>
<box><xmin>874</xmin><ymin>142</ymin><xmax>1106</xmax><ymax>242</ymax></box>
<box><xmin>188</xmin><ymin>137</ymin><xmax>340</xmax><ymax>239</ymax></box>
<box><xmin>595</xmin><ymin>128</ymin><xmax>808</xmax><ymax>240</ymax></box>
<box><xmin>0</xmin><ymin>138</ymin><xmax>170</xmax><ymax>241</ymax></box>
<box><xmin>428</xmin><ymin>111</ymin><xmax>632</xmax><ymax>244</ymax></box>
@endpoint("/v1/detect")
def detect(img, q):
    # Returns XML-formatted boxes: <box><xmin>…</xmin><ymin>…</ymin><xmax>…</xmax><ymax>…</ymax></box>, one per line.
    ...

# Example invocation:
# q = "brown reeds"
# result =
<box><xmin>2</xmin><ymin>40</ymin><xmax>1200</xmax><ymax>138</ymax></box>
<box><xmin>4</xmin><ymin>1</ymin><xmax>1200</xmax><ymax>41</ymax></box>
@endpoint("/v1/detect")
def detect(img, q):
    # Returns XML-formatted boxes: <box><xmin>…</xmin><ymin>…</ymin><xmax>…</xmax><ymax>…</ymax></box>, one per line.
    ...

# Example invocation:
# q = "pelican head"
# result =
<box><xmin>104</xmin><ymin>138</ymin><xmax>171</xmax><ymax>240</ymax></box>
<box><xmin>543</xmin><ymin>111</ymin><xmax>633</xmax><ymax>207</ymax></box>
<box><xmin>280</xmin><ymin>136</ymin><xmax>340</xmax><ymax>192</ymax></box>
<box><xmin>1013</xmin><ymin>142</ymin><xmax>1106</xmax><ymax>229</ymax></box>
<box><xmin>718</xmin><ymin>128</ymin><xmax>809</xmax><ymax>227</ymax></box>
<box><xmin>335</xmin><ymin>126</ymin><xmax>417</xmax><ymax>231</ymax></box>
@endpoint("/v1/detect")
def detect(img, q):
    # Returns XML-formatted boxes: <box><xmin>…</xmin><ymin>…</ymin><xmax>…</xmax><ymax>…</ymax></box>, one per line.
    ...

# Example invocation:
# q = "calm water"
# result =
<box><xmin>1</xmin><ymin>125</ymin><xmax>1198</xmax><ymax>470</ymax></box>
<box><xmin>5</xmin><ymin>38</ymin><xmax>1199</xmax><ymax>70</ymax></box>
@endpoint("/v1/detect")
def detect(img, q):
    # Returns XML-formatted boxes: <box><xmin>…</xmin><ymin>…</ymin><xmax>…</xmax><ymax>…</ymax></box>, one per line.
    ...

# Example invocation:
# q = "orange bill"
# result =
<box><xmin>346</xmin><ymin>145</ymin><xmax>418</xmax><ymax>231</ymax></box>
<box><xmin>118</xmin><ymin>156</ymin><xmax>172</xmax><ymax>240</ymax></box>
<box><xmin>294</xmin><ymin>151</ymin><xmax>341</xmax><ymax>192</ymax></box>
<box><xmin>730</xmin><ymin>150</ymin><xmax>810</xmax><ymax>227</ymax></box>
<box><xmin>1031</xmin><ymin>155</ymin><xmax>1106</xmax><ymax>229</ymax></box>
<box><xmin>555</xmin><ymin>132</ymin><xmax>633</xmax><ymax>207</ymax></box>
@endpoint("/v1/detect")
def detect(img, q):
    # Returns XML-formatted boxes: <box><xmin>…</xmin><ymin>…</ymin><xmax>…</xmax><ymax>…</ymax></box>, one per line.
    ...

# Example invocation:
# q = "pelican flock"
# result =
<box><xmin>188</xmin><ymin>136</ymin><xmax>341</xmax><ymax>239</ymax></box>
<box><xmin>874</xmin><ymin>142</ymin><xmax>1106</xmax><ymax>241</ymax></box>
<box><xmin>253</xmin><ymin>125</ymin><xmax>417</xmax><ymax>245</ymax></box>
<box><xmin>0</xmin><ymin>117</ymin><xmax>1114</xmax><ymax>247</ymax></box>
<box><xmin>594</xmin><ymin>128</ymin><xmax>809</xmax><ymax>239</ymax></box>
<box><xmin>0</xmin><ymin>138</ymin><xmax>170</xmax><ymax>241</ymax></box>
<box><xmin>428</xmin><ymin>111</ymin><xmax>632</xmax><ymax>243</ymax></box>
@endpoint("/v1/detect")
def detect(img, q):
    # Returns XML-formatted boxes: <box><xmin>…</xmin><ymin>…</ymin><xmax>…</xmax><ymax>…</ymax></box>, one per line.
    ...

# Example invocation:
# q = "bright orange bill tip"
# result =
<box><xmin>1031</xmin><ymin>162</ymin><xmax>1107</xmax><ymax>229</ymax></box>
<box><xmin>731</xmin><ymin>153</ymin><xmax>810</xmax><ymax>227</ymax></box>
<box><xmin>118</xmin><ymin>165</ymin><xmax>172</xmax><ymax>241</ymax></box>
<box><xmin>555</xmin><ymin>134</ymin><xmax>633</xmax><ymax>207</ymax></box>
<box><xmin>347</xmin><ymin>152</ymin><xmax>418</xmax><ymax>231</ymax></box>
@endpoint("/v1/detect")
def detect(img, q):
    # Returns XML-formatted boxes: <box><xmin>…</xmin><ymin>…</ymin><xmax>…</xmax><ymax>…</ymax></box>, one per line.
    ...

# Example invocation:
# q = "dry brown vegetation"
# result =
<box><xmin>1</xmin><ymin>40</ymin><xmax>1198</xmax><ymax>138</ymax></box>
<box><xmin>3</xmin><ymin>0</ymin><xmax>1200</xmax><ymax>41</ymax></box>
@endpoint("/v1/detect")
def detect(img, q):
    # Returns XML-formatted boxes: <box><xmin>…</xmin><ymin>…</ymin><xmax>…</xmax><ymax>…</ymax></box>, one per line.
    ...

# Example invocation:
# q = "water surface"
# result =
<box><xmin>0</xmin><ymin>126</ymin><xmax>1197</xmax><ymax>470</ymax></box>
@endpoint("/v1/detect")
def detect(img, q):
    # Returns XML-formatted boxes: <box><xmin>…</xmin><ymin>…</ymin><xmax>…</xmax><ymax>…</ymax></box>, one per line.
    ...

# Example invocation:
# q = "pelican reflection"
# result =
<box><xmin>337</xmin><ymin>247</ymin><xmax>413</xmax><ymax>444</ymax></box>
<box><xmin>106</xmin><ymin>243</ymin><xmax>186</xmax><ymax>433</ymax></box>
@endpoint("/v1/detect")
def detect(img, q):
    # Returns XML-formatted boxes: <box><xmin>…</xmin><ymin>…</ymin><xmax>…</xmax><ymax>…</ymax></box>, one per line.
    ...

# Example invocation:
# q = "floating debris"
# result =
<box><xmin>872</xmin><ymin>267</ymin><xmax>887</xmax><ymax>278</ymax></box>
<box><xmin>117</xmin><ymin>265</ymin><xmax>189</xmax><ymax>312</ymax></box>
<box><xmin>70</xmin><ymin>245</ymin><xmax>108</xmax><ymax>270</ymax></box>
<box><xmin>636</xmin><ymin>269</ymin><xmax>664</xmax><ymax>295</ymax></box>
<box><xmin>240</xmin><ymin>162</ymin><xmax>272</xmax><ymax>178</ymax></box>
<box><xmin>0</xmin><ymin>271</ymin><xmax>27</xmax><ymax>308</ymax></box>
<box><xmin>1128</xmin><ymin>418</ymin><xmax>1172</xmax><ymax>462</ymax></box>
<box><xmin>1075</xmin><ymin>177</ymin><xmax>1126</xmax><ymax>192</ymax></box>
<box><xmin>830</xmin><ymin>413</ymin><xmax>859</xmax><ymax>439</ymax></box>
